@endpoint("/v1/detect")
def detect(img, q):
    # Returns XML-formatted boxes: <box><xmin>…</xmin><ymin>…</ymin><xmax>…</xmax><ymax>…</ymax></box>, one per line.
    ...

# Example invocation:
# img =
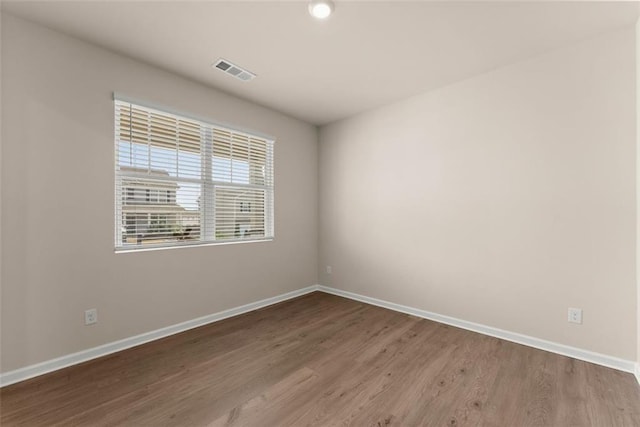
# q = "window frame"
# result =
<box><xmin>114</xmin><ymin>95</ymin><xmax>275</xmax><ymax>252</ymax></box>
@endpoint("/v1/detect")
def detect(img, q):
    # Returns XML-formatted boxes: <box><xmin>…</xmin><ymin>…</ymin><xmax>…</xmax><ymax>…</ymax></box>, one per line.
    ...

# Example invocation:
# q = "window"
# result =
<box><xmin>115</xmin><ymin>99</ymin><xmax>274</xmax><ymax>251</ymax></box>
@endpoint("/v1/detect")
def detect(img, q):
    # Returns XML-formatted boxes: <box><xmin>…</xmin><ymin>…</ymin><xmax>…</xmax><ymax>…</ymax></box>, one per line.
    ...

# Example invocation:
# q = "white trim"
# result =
<box><xmin>0</xmin><ymin>286</ymin><xmax>318</xmax><ymax>387</ymax></box>
<box><xmin>316</xmin><ymin>285</ymin><xmax>636</xmax><ymax>374</ymax></box>
<box><xmin>115</xmin><ymin>238</ymin><xmax>273</xmax><ymax>254</ymax></box>
<box><xmin>3</xmin><ymin>284</ymin><xmax>636</xmax><ymax>387</ymax></box>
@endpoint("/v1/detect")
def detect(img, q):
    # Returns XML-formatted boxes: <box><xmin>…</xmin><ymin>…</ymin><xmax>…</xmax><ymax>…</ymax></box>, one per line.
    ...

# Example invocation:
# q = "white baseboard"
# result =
<box><xmin>2</xmin><ymin>284</ymin><xmax>636</xmax><ymax>388</ymax></box>
<box><xmin>316</xmin><ymin>285</ymin><xmax>636</xmax><ymax>374</ymax></box>
<box><xmin>0</xmin><ymin>285</ymin><xmax>318</xmax><ymax>387</ymax></box>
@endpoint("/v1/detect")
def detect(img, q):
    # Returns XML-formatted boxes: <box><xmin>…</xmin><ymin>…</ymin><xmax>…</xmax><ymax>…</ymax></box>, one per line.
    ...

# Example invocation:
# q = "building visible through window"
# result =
<box><xmin>115</xmin><ymin>99</ymin><xmax>274</xmax><ymax>250</ymax></box>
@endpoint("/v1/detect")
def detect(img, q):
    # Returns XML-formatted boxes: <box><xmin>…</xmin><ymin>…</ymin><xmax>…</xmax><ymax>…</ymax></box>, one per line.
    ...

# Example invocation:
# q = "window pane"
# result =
<box><xmin>119</xmin><ymin>177</ymin><xmax>201</xmax><ymax>246</ymax></box>
<box><xmin>214</xmin><ymin>187</ymin><xmax>265</xmax><ymax>241</ymax></box>
<box><xmin>117</xmin><ymin>103</ymin><xmax>202</xmax><ymax>179</ymax></box>
<box><xmin>212</xmin><ymin>157</ymin><xmax>249</xmax><ymax>184</ymax></box>
<box><xmin>118</xmin><ymin>141</ymin><xmax>149</xmax><ymax>171</ymax></box>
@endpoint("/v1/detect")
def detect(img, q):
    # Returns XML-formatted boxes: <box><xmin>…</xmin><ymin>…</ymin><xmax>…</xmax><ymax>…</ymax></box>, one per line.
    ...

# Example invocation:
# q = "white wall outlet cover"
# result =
<box><xmin>568</xmin><ymin>307</ymin><xmax>582</xmax><ymax>324</ymax></box>
<box><xmin>85</xmin><ymin>308</ymin><xmax>98</xmax><ymax>325</ymax></box>
<box><xmin>326</xmin><ymin>266</ymin><xmax>332</xmax><ymax>274</ymax></box>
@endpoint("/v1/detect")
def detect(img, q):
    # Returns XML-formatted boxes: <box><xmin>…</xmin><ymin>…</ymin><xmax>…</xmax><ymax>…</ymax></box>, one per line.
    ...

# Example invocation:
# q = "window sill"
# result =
<box><xmin>114</xmin><ymin>238</ymin><xmax>274</xmax><ymax>254</ymax></box>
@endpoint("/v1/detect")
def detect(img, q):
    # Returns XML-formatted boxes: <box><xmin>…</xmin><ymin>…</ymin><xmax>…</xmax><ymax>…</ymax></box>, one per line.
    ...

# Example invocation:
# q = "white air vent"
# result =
<box><xmin>213</xmin><ymin>59</ymin><xmax>256</xmax><ymax>82</ymax></box>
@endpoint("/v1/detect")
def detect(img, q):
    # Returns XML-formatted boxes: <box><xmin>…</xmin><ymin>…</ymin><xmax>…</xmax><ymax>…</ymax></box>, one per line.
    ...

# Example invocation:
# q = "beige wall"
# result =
<box><xmin>0</xmin><ymin>14</ymin><xmax>318</xmax><ymax>372</ymax></box>
<box><xmin>319</xmin><ymin>27</ymin><xmax>637</xmax><ymax>360</ymax></box>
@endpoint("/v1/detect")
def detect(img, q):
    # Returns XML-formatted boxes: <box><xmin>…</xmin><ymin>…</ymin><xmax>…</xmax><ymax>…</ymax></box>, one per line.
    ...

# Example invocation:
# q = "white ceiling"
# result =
<box><xmin>3</xmin><ymin>1</ymin><xmax>639</xmax><ymax>125</ymax></box>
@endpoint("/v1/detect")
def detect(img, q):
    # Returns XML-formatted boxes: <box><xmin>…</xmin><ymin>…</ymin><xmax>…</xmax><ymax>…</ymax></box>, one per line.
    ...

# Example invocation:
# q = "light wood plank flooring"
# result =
<box><xmin>2</xmin><ymin>292</ymin><xmax>639</xmax><ymax>426</ymax></box>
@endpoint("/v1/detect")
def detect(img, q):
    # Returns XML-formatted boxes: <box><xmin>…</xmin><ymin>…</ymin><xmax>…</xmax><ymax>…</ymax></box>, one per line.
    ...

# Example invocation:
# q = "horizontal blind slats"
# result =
<box><xmin>115</xmin><ymin>99</ymin><xmax>274</xmax><ymax>250</ymax></box>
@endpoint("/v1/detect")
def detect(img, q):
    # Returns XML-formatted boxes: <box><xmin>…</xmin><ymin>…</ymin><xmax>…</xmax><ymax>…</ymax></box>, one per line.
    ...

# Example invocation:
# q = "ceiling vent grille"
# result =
<box><xmin>213</xmin><ymin>59</ymin><xmax>256</xmax><ymax>82</ymax></box>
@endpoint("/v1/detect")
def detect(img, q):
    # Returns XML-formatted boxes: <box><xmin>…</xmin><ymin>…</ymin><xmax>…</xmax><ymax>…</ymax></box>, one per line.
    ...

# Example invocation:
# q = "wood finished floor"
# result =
<box><xmin>2</xmin><ymin>292</ymin><xmax>639</xmax><ymax>426</ymax></box>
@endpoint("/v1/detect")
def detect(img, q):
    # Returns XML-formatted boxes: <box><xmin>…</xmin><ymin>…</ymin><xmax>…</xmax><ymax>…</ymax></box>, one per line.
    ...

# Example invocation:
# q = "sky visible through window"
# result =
<box><xmin>118</xmin><ymin>141</ymin><xmax>250</xmax><ymax>209</ymax></box>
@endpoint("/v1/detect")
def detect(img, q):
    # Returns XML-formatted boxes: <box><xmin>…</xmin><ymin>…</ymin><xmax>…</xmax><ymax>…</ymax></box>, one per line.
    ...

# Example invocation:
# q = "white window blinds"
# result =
<box><xmin>115</xmin><ymin>99</ymin><xmax>274</xmax><ymax>251</ymax></box>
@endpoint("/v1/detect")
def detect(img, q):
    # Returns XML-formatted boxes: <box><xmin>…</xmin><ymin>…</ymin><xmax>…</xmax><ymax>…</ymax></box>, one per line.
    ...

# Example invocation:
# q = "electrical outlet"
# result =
<box><xmin>568</xmin><ymin>307</ymin><xmax>582</xmax><ymax>324</ymax></box>
<box><xmin>326</xmin><ymin>266</ymin><xmax>332</xmax><ymax>274</ymax></box>
<box><xmin>85</xmin><ymin>308</ymin><xmax>98</xmax><ymax>325</ymax></box>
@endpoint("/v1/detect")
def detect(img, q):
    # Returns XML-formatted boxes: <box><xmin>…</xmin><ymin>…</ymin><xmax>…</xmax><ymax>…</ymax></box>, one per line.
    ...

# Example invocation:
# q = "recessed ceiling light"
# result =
<box><xmin>309</xmin><ymin>0</ymin><xmax>334</xmax><ymax>19</ymax></box>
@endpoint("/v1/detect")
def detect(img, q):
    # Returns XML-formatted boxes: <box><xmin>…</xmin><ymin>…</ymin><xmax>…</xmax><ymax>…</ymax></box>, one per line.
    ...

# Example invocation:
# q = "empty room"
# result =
<box><xmin>1</xmin><ymin>0</ymin><xmax>640</xmax><ymax>425</ymax></box>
